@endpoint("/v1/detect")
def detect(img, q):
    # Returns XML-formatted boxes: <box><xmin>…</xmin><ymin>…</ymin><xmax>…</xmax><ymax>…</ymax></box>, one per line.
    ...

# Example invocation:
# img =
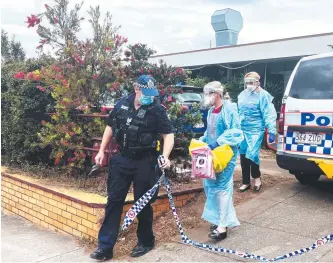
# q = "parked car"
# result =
<box><xmin>172</xmin><ymin>85</ymin><xmax>208</xmax><ymax>136</ymax></box>
<box><xmin>276</xmin><ymin>52</ymin><xmax>333</xmax><ymax>184</ymax></box>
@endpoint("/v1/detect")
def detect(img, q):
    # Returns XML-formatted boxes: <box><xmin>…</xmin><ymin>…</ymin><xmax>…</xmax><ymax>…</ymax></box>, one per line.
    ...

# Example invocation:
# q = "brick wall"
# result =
<box><xmin>1</xmin><ymin>173</ymin><xmax>202</xmax><ymax>241</ymax></box>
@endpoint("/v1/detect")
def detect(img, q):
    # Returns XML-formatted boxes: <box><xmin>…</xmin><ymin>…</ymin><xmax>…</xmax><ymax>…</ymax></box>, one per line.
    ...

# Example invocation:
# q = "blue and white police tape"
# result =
<box><xmin>121</xmin><ymin>169</ymin><xmax>333</xmax><ymax>262</ymax></box>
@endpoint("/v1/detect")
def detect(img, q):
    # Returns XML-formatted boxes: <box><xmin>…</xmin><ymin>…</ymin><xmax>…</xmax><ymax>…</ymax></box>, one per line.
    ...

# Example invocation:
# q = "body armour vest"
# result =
<box><xmin>113</xmin><ymin>98</ymin><xmax>159</xmax><ymax>153</ymax></box>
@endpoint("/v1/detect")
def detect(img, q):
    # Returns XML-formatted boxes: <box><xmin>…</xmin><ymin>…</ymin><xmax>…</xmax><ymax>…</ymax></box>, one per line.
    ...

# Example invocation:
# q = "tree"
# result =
<box><xmin>16</xmin><ymin>0</ymin><xmax>128</xmax><ymax>173</ymax></box>
<box><xmin>1</xmin><ymin>30</ymin><xmax>26</xmax><ymax>63</ymax></box>
<box><xmin>185</xmin><ymin>76</ymin><xmax>210</xmax><ymax>88</ymax></box>
<box><xmin>2</xmin><ymin>58</ymin><xmax>54</xmax><ymax>165</ymax></box>
<box><xmin>1</xmin><ymin>30</ymin><xmax>52</xmax><ymax>165</ymax></box>
<box><xmin>16</xmin><ymin>0</ymin><xmax>202</xmax><ymax>174</ymax></box>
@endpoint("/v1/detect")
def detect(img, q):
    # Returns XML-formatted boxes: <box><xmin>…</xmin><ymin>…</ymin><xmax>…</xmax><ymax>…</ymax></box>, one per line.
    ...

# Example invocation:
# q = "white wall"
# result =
<box><xmin>149</xmin><ymin>33</ymin><xmax>333</xmax><ymax>67</ymax></box>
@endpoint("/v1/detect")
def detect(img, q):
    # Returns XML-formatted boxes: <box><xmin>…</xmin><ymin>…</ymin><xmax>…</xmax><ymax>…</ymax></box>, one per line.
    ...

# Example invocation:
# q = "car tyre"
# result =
<box><xmin>294</xmin><ymin>172</ymin><xmax>321</xmax><ymax>185</ymax></box>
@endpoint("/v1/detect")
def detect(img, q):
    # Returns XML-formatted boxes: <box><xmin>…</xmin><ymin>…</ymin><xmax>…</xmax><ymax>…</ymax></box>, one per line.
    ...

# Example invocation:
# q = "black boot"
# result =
<box><xmin>208</xmin><ymin>229</ymin><xmax>227</xmax><ymax>242</ymax></box>
<box><xmin>210</xmin><ymin>224</ymin><xmax>218</xmax><ymax>232</ymax></box>
<box><xmin>90</xmin><ymin>248</ymin><xmax>113</xmax><ymax>261</ymax></box>
<box><xmin>131</xmin><ymin>243</ymin><xmax>155</xmax><ymax>258</ymax></box>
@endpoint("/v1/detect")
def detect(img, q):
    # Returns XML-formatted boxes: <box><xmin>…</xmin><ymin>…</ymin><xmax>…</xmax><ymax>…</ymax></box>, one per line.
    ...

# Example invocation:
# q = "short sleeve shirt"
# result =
<box><xmin>106</xmin><ymin>94</ymin><xmax>173</xmax><ymax>135</ymax></box>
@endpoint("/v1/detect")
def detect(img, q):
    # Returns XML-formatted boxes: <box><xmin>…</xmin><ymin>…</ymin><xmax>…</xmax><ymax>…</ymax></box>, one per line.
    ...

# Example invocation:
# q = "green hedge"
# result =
<box><xmin>1</xmin><ymin>59</ymin><xmax>54</xmax><ymax>165</ymax></box>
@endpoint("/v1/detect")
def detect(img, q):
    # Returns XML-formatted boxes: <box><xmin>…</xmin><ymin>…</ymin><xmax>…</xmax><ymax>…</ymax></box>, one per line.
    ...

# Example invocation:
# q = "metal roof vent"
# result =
<box><xmin>211</xmin><ymin>8</ymin><xmax>243</xmax><ymax>47</ymax></box>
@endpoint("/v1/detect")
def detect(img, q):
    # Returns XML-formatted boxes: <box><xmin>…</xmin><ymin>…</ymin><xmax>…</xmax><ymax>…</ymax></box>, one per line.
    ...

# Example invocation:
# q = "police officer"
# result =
<box><xmin>90</xmin><ymin>75</ymin><xmax>174</xmax><ymax>261</ymax></box>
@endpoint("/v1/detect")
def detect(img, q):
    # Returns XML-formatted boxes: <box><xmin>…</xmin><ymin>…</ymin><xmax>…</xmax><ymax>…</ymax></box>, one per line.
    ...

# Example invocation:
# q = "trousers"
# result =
<box><xmin>240</xmin><ymin>154</ymin><xmax>261</xmax><ymax>185</ymax></box>
<box><xmin>98</xmin><ymin>153</ymin><xmax>159</xmax><ymax>250</ymax></box>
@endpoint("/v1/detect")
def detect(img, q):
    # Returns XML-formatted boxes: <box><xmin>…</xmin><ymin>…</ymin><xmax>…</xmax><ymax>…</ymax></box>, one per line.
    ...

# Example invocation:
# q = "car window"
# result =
<box><xmin>176</xmin><ymin>92</ymin><xmax>202</xmax><ymax>102</ymax></box>
<box><xmin>289</xmin><ymin>56</ymin><xmax>333</xmax><ymax>100</ymax></box>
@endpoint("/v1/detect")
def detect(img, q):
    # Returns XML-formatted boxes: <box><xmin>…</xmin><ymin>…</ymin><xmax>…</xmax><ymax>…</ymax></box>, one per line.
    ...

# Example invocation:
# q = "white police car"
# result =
<box><xmin>276</xmin><ymin>52</ymin><xmax>333</xmax><ymax>184</ymax></box>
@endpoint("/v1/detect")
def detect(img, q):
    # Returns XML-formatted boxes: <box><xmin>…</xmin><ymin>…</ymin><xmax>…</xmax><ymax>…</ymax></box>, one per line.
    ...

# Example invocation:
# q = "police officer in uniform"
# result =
<box><xmin>90</xmin><ymin>75</ymin><xmax>174</xmax><ymax>261</ymax></box>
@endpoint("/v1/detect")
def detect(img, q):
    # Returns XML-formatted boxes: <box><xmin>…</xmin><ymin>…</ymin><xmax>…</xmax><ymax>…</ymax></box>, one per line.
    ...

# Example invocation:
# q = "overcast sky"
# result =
<box><xmin>1</xmin><ymin>0</ymin><xmax>333</xmax><ymax>58</ymax></box>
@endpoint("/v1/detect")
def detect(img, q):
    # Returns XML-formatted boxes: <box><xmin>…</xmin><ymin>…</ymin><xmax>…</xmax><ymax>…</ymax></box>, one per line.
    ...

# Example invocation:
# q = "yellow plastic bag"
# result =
<box><xmin>189</xmin><ymin>139</ymin><xmax>234</xmax><ymax>173</ymax></box>
<box><xmin>188</xmin><ymin>139</ymin><xmax>207</xmax><ymax>153</ymax></box>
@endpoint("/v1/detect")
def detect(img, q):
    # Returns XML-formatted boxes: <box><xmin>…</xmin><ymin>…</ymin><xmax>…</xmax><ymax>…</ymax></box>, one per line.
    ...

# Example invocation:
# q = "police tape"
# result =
<box><xmin>120</xmin><ymin>170</ymin><xmax>333</xmax><ymax>262</ymax></box>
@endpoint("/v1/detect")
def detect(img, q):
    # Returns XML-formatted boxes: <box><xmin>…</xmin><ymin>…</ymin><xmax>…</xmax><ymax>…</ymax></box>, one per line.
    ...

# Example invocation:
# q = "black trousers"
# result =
<box><xmin>98</xmin><ymin>153</ymin><xmax>159</xmax><ymax>250</ymax></box>
<box><xmin>240</xmin><ymin>154</ymin><xmax>261</xmax><ymax>185</ymax></box>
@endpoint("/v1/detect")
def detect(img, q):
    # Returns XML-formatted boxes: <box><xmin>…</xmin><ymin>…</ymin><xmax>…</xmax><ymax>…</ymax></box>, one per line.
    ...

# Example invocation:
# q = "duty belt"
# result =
<box><xmin>120</xmin><ymin>146</ymin><xmax>157</xmax><ymax>159</ymax></box>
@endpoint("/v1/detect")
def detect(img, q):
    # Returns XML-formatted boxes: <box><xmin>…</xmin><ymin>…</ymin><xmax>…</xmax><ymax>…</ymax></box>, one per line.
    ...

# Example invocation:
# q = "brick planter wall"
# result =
<box><xmin>1</xmin><ymin>172</ymin><xmax>202</xmax><ymax>241</ymax></box>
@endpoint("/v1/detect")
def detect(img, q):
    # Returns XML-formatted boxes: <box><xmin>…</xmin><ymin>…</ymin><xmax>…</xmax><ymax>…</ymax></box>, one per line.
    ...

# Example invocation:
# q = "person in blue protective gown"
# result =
<box><xmin>199</xmin><ymin>81</ymin><xmax>244</xmax><ymax>242</ymax></box>
<box><xmin>238</xmin><ymin>72</ymin><xmax>277</xmax><ymax>192</ymax></box>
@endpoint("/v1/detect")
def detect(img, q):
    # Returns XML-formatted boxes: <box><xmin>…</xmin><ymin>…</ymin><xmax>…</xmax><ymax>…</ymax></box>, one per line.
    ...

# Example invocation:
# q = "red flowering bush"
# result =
<box><xmin>16</xmin><ymin>0</ymin><xmax>202</xmax><ymax>173</ymax></box>
<box><xmin>17</xmin><ymin>0</ymin><xmax>129</xmax><ymax>173</ymax></box>
<box><xmin>26</xmin><ymin>14</ymin><xmax>40</xmax><ymax>28</ymax></box>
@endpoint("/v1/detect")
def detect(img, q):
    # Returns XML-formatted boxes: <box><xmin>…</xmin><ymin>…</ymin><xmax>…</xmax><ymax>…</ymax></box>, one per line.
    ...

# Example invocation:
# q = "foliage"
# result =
<box><xmin>16</xmin><ymin>0</ymin><xmax>202</xmax><ymax>174</ymax></box>
<box><xmin>185</xmin><ymin>76</ymin><xmax>209</xmax><ymax>88</ymax></box>
<box><xmin>17</xmin><ymin>0</ymin><xmax>128</xmax><ymax>173</ymax></box>
<box><xmin>263</xmin><ymin>81</ymin><xmax>284</xmax><ymax>111</ymax></box>
<box><xmin>222</xmin><ymin>75</ymin><xmax>244</xmax><ymax>103</ymax></box>
<box><xmin>1</xmin><ymin>30</ymin><xmax>26</xmax><ymax>63</ymax></box>
<box><xmin>1</xmin><ymin>58</ymin><xmax>54</xmax><ymax>165</ymax></box>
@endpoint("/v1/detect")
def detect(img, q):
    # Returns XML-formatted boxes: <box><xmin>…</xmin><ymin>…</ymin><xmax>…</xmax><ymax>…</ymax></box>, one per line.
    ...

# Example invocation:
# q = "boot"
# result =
<box><xmin>90</xmin><ymin>248</ymin><xmax>113</xmax><ymax>261</ymax></box>
<box><xmin>131</xmin><ymin>242</ymin><xmax>155</xmax><ymax>258</ymax></box>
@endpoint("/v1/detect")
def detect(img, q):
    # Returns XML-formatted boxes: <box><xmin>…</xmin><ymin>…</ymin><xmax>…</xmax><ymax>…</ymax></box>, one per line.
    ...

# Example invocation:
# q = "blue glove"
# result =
<box><xmin>208</xmin><ymin>141</ymin><xmax>219</xmax><ymax>150</ymax></box>
<box><xmin>268</xmin><ymin>133</ymin><xmax>275</xmax><ymax>143</ymax></box>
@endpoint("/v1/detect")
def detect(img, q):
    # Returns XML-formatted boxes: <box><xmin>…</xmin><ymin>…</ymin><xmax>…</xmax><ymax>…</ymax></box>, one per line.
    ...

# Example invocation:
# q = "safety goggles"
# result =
<box><xmin>244</xmin><ymin>77</ymin><xmax>258</xmax><ymax>85</ymax></box>
<box><xmin>204</xmin><ymin>91</ymin><xmax>216</xmax><ymax>96</ymax></box>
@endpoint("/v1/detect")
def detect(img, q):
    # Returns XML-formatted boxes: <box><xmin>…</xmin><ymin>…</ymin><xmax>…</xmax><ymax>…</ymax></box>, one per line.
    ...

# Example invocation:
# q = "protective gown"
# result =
<box><xmin>238</xmin><ymin>89</ymin><xmax>277</xmax><ymax>165</ymax></box>
<box><xmin>200</xmin><ymin>100</ymin><xmax>244</xmax><ymax>227</ymax></box>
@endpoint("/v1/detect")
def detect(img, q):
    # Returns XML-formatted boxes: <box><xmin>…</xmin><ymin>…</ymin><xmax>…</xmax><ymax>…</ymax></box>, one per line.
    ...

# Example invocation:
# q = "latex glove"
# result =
<box><xmin>268</xmin><ymin>133</ymin><xmax>276</xmax><ymax>143</ymax></box>
<box><xmin>208</xmin><ymin>141</ymin><xmax>219</xmax><ymax>150</ymax></box>
<box><xmin>158</xmin><ymin>155</ymin><xmax>171</xmax><ymax>169</ymax></box>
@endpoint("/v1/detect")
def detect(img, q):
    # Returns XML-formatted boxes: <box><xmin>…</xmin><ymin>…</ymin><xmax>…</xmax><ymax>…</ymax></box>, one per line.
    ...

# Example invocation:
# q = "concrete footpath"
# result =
<box><xmin>130</xmin><ymin>179</ymin><xmax>333</xmax><ymax>262</ymax></box>
<box><xmin>2</xmin><ymin>160</ymin><xmax>333</xmax><ymax>262</ymax></box>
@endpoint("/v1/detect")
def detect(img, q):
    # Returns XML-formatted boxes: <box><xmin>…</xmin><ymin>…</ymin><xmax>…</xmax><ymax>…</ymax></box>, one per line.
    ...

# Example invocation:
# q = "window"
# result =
<box><xmin>289</xmin><ymin>56</ymin><xmax>333</xmax><ymax>99</ymax></box>
<box><xmin>175</xmin><ymin>92</ymin><xmax>202</xmax><ymax>102</ymax></box>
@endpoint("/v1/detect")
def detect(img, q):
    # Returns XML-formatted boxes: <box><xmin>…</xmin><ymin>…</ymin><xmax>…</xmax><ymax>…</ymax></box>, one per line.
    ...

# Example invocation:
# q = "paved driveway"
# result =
<box><xmin>2</xmin><ymin>169</ymin><xmax>332</xmax><ymax>262</ymax></box>
<box><xmin>127</xmin><ymin>178</ymin><xmax>333</xmax><ymax>262</ymax></box>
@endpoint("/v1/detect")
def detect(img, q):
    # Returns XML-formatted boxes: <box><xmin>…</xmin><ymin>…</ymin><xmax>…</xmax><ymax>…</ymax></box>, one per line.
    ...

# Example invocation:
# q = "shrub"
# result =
<box><xmin>1</xmin><ymin>59</ymin><xmax>54</xmax><ymax>165</ymax></box>
<box><xmin>16</xmin><ymin>0</ymin><xmax>202</xmax><ymax>174</ymax></box>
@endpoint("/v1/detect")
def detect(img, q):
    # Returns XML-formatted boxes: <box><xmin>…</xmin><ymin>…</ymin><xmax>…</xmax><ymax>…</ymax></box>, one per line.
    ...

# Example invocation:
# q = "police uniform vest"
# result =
<box><xmin>113</xmin><ymin>98</ymin><xmax>159</xmax><ymax>155</ymax></box>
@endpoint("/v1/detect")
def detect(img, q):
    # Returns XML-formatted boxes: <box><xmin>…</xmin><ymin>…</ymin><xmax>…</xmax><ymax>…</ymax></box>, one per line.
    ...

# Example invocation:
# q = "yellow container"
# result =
<box><xmin>189</xmin><ymin>139</ymin><xmax>234</xmax><ymax>173</ymax></box>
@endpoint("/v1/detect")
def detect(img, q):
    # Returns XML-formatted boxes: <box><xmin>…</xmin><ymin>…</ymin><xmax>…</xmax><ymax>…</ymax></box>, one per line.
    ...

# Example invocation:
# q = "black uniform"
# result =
<box><xmin>98</xmin><ymin>93</ymin><xmax>173</xmax><ymax>250</ymax></box>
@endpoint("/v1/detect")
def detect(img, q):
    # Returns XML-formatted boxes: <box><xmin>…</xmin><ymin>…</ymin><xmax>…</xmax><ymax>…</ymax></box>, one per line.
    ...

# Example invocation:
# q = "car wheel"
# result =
<box><xmin>294</xmin><ymin>172</ymin><xmax>321</xmax><ymax>185</ymax></box>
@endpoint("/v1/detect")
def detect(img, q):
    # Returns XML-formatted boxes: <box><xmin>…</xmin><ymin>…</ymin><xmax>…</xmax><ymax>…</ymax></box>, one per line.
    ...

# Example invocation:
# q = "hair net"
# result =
<box><xmin>244</xmin><ymin>72</ymin><xmax>260</xmax><ymax>81</ymax></box>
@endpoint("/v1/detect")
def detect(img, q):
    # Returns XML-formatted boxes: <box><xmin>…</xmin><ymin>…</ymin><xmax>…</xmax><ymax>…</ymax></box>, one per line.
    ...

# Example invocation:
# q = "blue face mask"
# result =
<box><xmin>139</xmin><ymin>95</ymin><xmax>154</xmax><ymax>105</ymax></box>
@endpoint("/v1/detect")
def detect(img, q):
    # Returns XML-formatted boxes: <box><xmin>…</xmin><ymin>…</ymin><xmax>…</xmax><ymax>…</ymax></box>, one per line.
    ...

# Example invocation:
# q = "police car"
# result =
<box><xmin>276</xmin><ymin>52</ymin><xmax>333</xmax><ymax>184</ymax></box>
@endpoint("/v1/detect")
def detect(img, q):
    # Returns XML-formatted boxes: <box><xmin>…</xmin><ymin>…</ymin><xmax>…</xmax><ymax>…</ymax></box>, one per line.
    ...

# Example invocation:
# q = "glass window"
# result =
<box><xmin>289</xmin><ymin>56</ymin><xmax>333</xmax><ymax>99</ymax></box>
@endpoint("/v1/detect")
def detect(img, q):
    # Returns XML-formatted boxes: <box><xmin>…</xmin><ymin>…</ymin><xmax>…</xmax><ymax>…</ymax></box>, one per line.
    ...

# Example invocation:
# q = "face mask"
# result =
<box><xmin>204</xmin><ymin>94</ymin><xmax>215</xmax><ymax>107</ymax></box>
<box><xmin>246</xmin><ymin>85</ymin><xmax>256</xmax><ymax>92</ymax></box>
<box><xmin>139</xmin><ymin>95</ymin><xmax>154</xmax><ymax>105</ymax></box>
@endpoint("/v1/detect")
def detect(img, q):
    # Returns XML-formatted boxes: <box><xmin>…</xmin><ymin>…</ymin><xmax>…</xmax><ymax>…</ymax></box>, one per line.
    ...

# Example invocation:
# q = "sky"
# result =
<box><xmin>1</xmin><ymin>0</ymin><xmax>333</xmax><ymax>58</ymax></box>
